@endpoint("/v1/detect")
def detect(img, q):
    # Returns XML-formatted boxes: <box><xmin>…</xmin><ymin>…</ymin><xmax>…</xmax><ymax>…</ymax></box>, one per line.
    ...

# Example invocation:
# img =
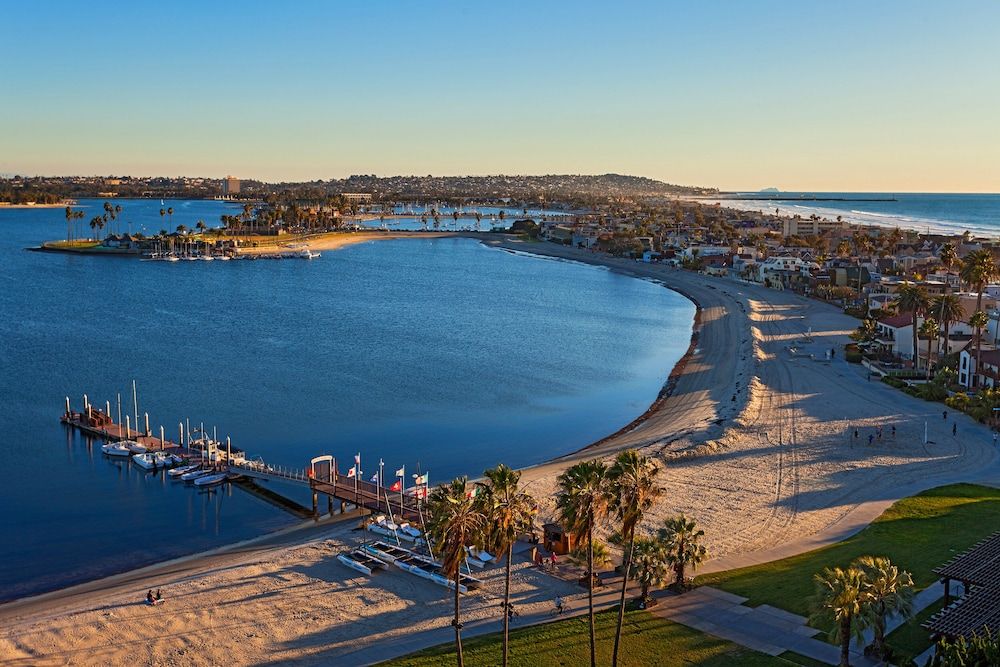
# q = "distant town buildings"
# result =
<box><xmin>342</xmin><ymin>192</ymin><xmax>372</xmax><ymax>203</ymax></box>
<box><xmin>222</xmin><ymin>176</ymin><xmax>241</xmax><ymax>196</ymax></box>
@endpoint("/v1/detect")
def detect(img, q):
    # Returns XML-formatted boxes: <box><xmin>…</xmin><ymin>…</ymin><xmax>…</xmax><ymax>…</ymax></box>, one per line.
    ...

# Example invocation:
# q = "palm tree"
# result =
<box><xmin>556</xmin><ymin>459</ymin><xmax>610</xmax><ymax>667</ymax></box>
<box><xmin>425</xmin><ymin>477</ymin><xmax>486</xmax><ymax>667</ymax></box>
<box><xmin>855</xmin><ymin>556</ymin><xmax>914</xmax><ymax>660</ymax></box>
<box><xmin>811</xmin><ymin>566</ymin><xmax>868</xmax><ymax>667</ymax></box>
<box><xmin>166</xmin><ymin>207</ymin><xmax>174</xmax><ymax>230</ymax></box>
<box><xmin>893</xmin><ymin>284</ymin><xmax>931</xmax><ymax>368</ymax></box>
<box><xmin>932</xmin><ymin>294</ymin><xmax>965</xmax><ymax>359</ymax></box>
<box><xmin>939</xmin><ymin>242</ymin><xmax>960</xmax><ymax>272</ymax></box>
<box><xmin>960</xmin><ymin>249</ymin><xmax>998</xmax><ymax>311</ymax></box>
<box><xmin>475</xmin><ymin>465</ymin><xmax>536</xmax><ymax>667</ymax></box>
<box><xmin>64</xmin><ymin>206</ymin><xmax>75</xmax><ymax>241</ymax></box>
<box><xmin>630</xmin><ymin>537</ymin><xmax>669</xmax><ymax>606</ymax></box>
<box><xmin>89</xmin><ymin>216</ymin><xmax>101</xmax><ymax>240</ymax></box>
<box><xmin>607</xmin><ymin>450</ymin><xmax>662</xmax><ymax>667</ymax></box>
<box><xmin>919</xmin><ymin>318</ymin><xmax>939</xmax><ymax>379</ymax></box>
<box><xmin>658</xmin><ymin>515</ymin><xmax>707</xmax><ymax>591</ymax></box>
<box><xmin>196</xmin><ymin>220</ymin><xmax>206</xmax><ymax>234</ymax></box>
<box><xmin>971</xmin><ymin>310</ymin><xmax>990</xmax><ymax>387</ymax></box>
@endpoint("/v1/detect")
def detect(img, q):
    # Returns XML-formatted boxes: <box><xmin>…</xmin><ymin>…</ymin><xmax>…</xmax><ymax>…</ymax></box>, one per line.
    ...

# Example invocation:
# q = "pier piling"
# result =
<box><xmin>65</xmin><ymin>396</ymin><xmax>70</xmax><ymax>416</ymax></box>
<box><xmin>144</xmin><ymin>412</ymin><xmax>150</xmax><ymax>437</ymax></box>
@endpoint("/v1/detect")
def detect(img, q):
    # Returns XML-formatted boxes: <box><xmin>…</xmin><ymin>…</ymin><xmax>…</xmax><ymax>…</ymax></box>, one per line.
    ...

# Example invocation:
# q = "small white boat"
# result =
<box><xmin>181</xmin><ymin>468</ymin><xmax>212</xmax><ymax>481</ymax></box>
<box><xmin>123</xmin><ymin>440</ymin><xmax>147</xmax><ymax>454</ymax></box>
<box><xmin>193</xmin><ymin>472</ymin><xmax>228</xmax><ymax>487</ymax></box>
<box><xmin>152</xmin><ymin>451</ymin><xmax>174</xmax><ymax>466</ymax></box>
<box><xmin>199</xmin><ymin>255</ymin><xmax>214</xmax><ymax>261</ymax></box>
<box><xmin>132</xmin><ymin>453</ymin><xmax>159</xmax><ymax>469</ymax></box>
<box><xmin>163</xmin><ymin>255</ymin><xmax>180</xmax><ymax>262</ymax></box>
<box><xmin>101</xmin><ymin>442</ymin><xmax>131</xmax><ymax>457</ymax></box>
<box><xmin>216</xmin><ymin>255</ymin><xmax>231</xmax><ymax>261</ymax></box>
<box><xmin>169</xmin><ymin>464</ymin><xmax>199</xmax><ymax>478</ymax></box>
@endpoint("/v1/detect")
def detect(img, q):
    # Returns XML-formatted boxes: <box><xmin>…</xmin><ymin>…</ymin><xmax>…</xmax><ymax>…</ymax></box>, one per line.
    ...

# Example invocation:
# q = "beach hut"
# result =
<box><xmin>542</xmin><ymin>523</ymin><xmax>577</xmax><ymax>555</ymax></box>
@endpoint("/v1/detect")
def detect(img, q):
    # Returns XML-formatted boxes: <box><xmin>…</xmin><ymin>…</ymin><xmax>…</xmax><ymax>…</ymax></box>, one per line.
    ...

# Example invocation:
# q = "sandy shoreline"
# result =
<box><xmin>234</xmin><ymin>230</ymin><xmax>467</xmax><ymax>255</ymax></box>
<box><xmin>4</xmin><ymin>238</ymin><xmax>1000</xmax><ymax>665</ymax></box>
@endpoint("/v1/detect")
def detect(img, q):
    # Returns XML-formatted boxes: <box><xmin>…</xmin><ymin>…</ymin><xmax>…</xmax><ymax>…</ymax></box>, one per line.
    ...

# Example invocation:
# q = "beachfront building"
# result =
<box><xmin>342</xmin><ymin>192</ymin><xmax>372</xmax><ymax>203</ymax></box>
<box><xmin>959</xmin><ymin>346</ymin><xmax>1000</xmax><ymax>389</ymax></box>
<box><xmin>874</xmin><ymin>312</ymin><xmax>915</xmax><ymax>360</ymax></box>
<box><xmin>781</xmin><ymin>217</ymin><xmax>846</xmax><ymax>237</ymax></box>
<box><xmin>755</xmin><ymin>255</ymin><xmax>818</xmax><ymax>283</ymax></box>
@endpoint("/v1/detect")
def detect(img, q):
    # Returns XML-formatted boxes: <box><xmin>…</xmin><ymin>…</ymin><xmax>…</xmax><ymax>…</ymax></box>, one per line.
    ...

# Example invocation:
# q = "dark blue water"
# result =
<box><xmin>715</xmin><ymin>193</ymin><xmax>1000</xmax><ymax>237</ymax></box>
<box><xmin>0</xmin><ymin>199</ymin><xmax>694</xmax><ymax>601</ymax></box>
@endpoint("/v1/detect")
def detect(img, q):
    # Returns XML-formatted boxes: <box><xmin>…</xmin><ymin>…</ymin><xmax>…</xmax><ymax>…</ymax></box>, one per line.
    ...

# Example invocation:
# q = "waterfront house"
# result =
<box><xmin>959</xmin><ymin>346</ymin><xmax>1000</xmax><ymax>389</ymax></box>
<box><xmin>875</xmin><ymin>312</ymin><xmax>915</xmax><ymax>360</ymax></box>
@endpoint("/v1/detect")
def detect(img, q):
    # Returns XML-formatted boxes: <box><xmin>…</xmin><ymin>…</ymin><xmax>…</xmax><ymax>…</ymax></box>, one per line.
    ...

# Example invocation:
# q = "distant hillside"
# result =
<box><xmin>266</xmin><ymin>174</ymin><xmax>718</xmax><ymax>201</ymax></box>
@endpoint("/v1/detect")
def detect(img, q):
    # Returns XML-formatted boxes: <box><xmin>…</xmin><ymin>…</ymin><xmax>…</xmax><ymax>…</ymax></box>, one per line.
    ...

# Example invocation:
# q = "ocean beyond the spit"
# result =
<box><xmin>0</xmin><ymin>199</ymin><xmax>694</xmax><ymax>601</ymax></box>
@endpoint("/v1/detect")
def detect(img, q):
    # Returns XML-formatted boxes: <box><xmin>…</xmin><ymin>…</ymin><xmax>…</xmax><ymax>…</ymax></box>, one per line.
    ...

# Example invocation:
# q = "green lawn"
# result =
<box><xmin>696</xmin><ymin>484</ymin><xmax>1000</xmax><ymax>617</ymax></box>
<box><xmin>384</xmin><ymin>607</ymin><xmax>799</xmax><ymax>667</ymax></box>
<box><xmin>885</xmin><ymin>599</ymin><xmax>945</xmax><ymax>665</ymax></box>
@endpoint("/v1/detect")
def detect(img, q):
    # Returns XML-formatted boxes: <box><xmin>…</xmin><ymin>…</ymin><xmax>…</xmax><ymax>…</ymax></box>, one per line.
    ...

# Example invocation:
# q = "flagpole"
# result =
<box><xmin>399</xmin><ymin>465</ymin><xmax>405</xmax><ymax>521</ymax></box>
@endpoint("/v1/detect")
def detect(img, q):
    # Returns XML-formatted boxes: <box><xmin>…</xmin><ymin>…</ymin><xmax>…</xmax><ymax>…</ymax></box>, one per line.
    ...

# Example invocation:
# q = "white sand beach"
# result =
<box><xmin>2</xmin><ymin>240</ymin><xmax>998</xmax><ymax>666</ymax></box>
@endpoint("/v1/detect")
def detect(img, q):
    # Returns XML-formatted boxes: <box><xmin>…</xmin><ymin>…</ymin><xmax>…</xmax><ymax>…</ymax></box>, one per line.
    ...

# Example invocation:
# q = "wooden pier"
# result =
<box><xmin>61</xmin><ymin>394</ymin><xmax>428</xmax><ymax>525</ymax></box>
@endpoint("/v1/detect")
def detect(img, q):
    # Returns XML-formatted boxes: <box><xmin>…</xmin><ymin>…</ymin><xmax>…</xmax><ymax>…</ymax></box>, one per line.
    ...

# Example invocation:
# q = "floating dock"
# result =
<box><xmin>61</xmin><ymin>393</ymin><xmax>427</xmax><ymax>524</ymax></box>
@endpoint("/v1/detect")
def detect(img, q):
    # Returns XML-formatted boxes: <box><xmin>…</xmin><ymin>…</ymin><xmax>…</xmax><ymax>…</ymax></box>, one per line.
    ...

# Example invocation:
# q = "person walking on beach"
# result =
<box><xmin>891</xmin><ymin>424</ymin><xmax>896</xmax><ymax>438</ymax></box>
<box><xmin>953</xmin><ymin>423</ymin><xmax>958</xmax><ymax>436</ymax></box>
<box><xmin>876</xmin><ymin>426</ymin><xmax>882</xmax><ymax>441</ymax></box>
<box><xmin>854</xmin><ymin>428</ymin><xmax>859</xmax><ymax>440</ymax></box>
<box><xmin>868</xmin><ymin>433</ymin><xmax>874</xmax><ymax>446</ymax></box>
<box><xmin>943</xmin><ymin>410</ymin><xmax>948</xmax><ymax>420</ymax></box>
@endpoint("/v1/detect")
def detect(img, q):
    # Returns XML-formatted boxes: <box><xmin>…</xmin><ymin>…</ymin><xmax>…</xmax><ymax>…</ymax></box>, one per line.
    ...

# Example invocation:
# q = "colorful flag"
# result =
<box><xmin>370</xmin><ymin>473</ymin><xmax>379</xmax><ymax>483</ymax></box>
<box><xmin>390</xmin><ymin>480</ymin><xmax>402</xmax><ymax>492</ymax></box>
<box><xmin>354</xmin><ymin>453</ymin><xmax>361</xmax><ymax>465</ymax></box>
<box><xmin>347</xmin><ymin>466</ymin><xmax>356</xmax><ymax>478</ymax></box>
<box><xmin>414</xmin><ymin>473</ymin><xmax>428</xmax><ymax>485</ymax></box>
<box><xmin>395</xmin><ymin>467</ymin><xmax>405</xmax><ymax>477</ymax></box>
<box><xmin>466</xmin><ymin>486</ymin><xmax>479</xmax><ymax>499</ymax></box>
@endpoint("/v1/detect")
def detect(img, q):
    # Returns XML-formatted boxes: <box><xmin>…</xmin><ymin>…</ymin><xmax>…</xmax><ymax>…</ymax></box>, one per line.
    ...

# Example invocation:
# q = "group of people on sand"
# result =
<box><xmin>853</xmin><ymin>424</ymin><xmax>896</xmax><ymax>445</ymax></box>
<box><xmin>145</xmin><ymin>589</ymin><xmax>164</xmax><ymax>606</ymax></box>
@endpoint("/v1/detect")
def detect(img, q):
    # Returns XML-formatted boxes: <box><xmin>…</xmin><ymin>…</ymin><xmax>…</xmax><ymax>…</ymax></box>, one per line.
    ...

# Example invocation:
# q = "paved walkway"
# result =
<box><xmin>649</xmin><ymin>586</ymin><xmax>879</xmax><ymax>666</ymax></box>
<box><xmin>646</xmin><ymin>581</ymin><xmax>945</xmax><ymax>667</ymax></box>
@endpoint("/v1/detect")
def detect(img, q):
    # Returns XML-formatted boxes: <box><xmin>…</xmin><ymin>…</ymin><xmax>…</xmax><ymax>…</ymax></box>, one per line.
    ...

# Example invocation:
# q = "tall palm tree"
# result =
<box><xmin>811</xmin><ymin>566</ymin><xmax>868</xmax><ymax>667</ymax></box>
<box><xmin>932</xmin><ymin>294</ymin><xmax>965</xmax><ymax>359</ymax></box>
<box><xmin>475</xmin><ymin>465</ymin><xmax>536</xmax><ymax>667</ymax></box>
<box><xmin>425</xmin><ymin>477</ymin><xmax>486</xmax><ymax>667</ymax></box>
<box><xmin>960</xmin><ymin>249</ymin><xmax>998</xmax><ymax>315</ymax></box>
<box><xmin>893</xmin><ymin>284</ymin><xmax>931</xmax><ymax>368</ymax></box>
<box><xmin>919</xmin><ymin>318</ymin><xmax>939</xmax><ymax>380</ymax></box>
<box><xmin>856</xmin><ymin>556</ymin><xmax>914</xmax><ymax>660</ymax></box>
<box><xmin>64</xmin><ymin>206</ymin><xmax>75</xmax><ymax>241</ymax></box>
<box><xmin>939</xmin><ymin>242</ymin><xmax>960</xmax><ymax>273</ymax></box>
<box><xmin>971</xmin><ymin>310</ymin><xmax>990</xmax><ymax>387</ymax></box>
<box><xmin>556</xmin><ymin>459</ymin><xmax>610</xmax><ymax>667</ymax></box>
<box><xmin>658</xmin><ymin>514</ymin><xmax>707</xmax><ymax>591</ymax></box>
<box><xmin>607</xmin><ymin>450</ymin><xmax>662</xmax><ymax>667</ymax></box>
<box><xmin>629</xmin><ymin>537</ymin><xmax>669</xmax><ymax>606</ymax></box>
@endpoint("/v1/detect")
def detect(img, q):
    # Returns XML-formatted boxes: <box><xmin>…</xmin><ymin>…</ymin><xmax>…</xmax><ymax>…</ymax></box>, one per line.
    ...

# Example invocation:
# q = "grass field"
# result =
<box><xmin>696</xmin><ymin>484</ymin><xmax>1000</xmax><ymax>617</ymax></box>
<box><xmin>885</xmin><ymin>599</ymin><xmax>944</xmax><ymax>665</ymax></box>
<box><xmin>384</xmin><ymin>607</ymin><xmax>802</xmax><ymax>667</ymax></box>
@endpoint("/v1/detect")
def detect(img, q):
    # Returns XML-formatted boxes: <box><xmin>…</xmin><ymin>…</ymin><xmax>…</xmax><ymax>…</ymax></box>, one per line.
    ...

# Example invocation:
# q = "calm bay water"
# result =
<box><xmin>0</xmin><ymin>199</ymin><xmax>694</xmax><ymax>601</ymax></box>
<box><xmin>710</xmin><ymin>192</ymin><xmax>1000</xmax><ymax>238</ymax></box>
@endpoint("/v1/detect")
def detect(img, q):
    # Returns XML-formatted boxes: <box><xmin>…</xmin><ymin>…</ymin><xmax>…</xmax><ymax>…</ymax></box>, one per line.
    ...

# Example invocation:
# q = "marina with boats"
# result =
<box><xmin>61</xmin><ymin>382</ymin><xmax>504</xmax><ymax>595</ymax></box>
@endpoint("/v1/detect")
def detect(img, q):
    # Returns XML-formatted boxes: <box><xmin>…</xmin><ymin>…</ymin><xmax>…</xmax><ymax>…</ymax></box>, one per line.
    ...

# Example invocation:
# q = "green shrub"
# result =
<box><xmin>882</xmin><ymin>376</ymin><xmax>907</xmax><ymax>389</ymax></box>
<box><xmin>845</xmin><ymin>351</ymin><xmax>863</xmax><ymax>363</ymax></box>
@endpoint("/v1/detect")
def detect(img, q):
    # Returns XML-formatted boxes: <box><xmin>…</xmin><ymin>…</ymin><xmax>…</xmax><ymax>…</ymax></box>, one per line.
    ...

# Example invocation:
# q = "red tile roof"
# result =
<box><xmin>877</xmin><ymin>312</ymin><xmax>914</xmax><ymax>328</ymax></box>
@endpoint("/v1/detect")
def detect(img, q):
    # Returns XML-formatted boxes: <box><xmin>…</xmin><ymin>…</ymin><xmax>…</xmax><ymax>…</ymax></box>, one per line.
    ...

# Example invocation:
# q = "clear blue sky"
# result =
<box><xmin>2</xmin><ymin>1</ymin><xmax>998</xmax><ymax>191</ymax></box>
